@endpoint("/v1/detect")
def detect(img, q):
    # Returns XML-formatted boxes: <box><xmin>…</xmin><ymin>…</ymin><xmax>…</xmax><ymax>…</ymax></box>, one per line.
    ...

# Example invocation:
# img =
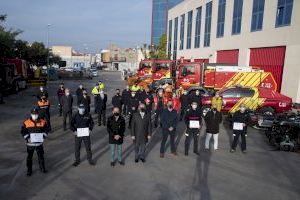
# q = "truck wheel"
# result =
<box><xmin>260</xmin><ymin>107</ymin><xmax>275</xmax><ymax>116</ymax></box>
<box><xmin>201</xmin><ymin>105</ymin><xmax>211</xmax><ymax>117</ymax></box>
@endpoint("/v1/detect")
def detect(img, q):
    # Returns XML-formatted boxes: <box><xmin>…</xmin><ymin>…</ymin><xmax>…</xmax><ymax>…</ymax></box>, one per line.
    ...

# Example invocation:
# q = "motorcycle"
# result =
<box><xmin>264</xmin><ymin>112</ymin><xmax>300</xmax><ymax>151</ymax></box>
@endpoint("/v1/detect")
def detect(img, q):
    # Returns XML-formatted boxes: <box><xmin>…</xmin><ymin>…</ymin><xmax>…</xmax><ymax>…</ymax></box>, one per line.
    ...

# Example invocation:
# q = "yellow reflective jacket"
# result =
<box><xmin>211</xmin><ymin>96</ymin><xmax>223</xmax><ymax>112</ymax></box>
<box><xmin>131</xmin><ymin>85</ymin><xmax>140</xmax><ymax>92</ymax></box>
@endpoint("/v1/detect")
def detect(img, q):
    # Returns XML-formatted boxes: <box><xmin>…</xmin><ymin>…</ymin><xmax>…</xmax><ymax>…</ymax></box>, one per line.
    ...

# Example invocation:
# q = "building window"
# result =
<box><xmin>168</xmin><ymin>20</ymin><xmax>173</xmax><ymax>58</ymax></box>
<box><xmin>204</xmin><ymin>1</ymin><xmax>212</xmax><ymax>47</ymax></box>
<box><xmin>217</xmin><ymin>0</ymin><xmax>226</xmax><ymax>38</ymax></box>
<box><xmin>173</xmin><ymin>17</ymin><xmax>178</xmax><ymax>60</ymax></box>
<box><xmin>251</xmin><ymin>0</ymin><xmax>265</xmax><ymax>31</ymax></box>
<box><xmin>179</xmin><ymin>14</ymin><xmax>185</xmax><ymax>50</ymax></box>
<box><xmin>276</xmin><ymin>0</ymin><xmax>294</xmax><ymax>27</ymax></box>
<box><xmin>232</xmin><ymin>0</ymin><xmax>243</xmax><ymax>35</ymax></box>
<box><xmin>194</xmin><ymin>7</ymin><xmax>202</xmax><ymax>48</ymax></box>
<box><xmin>186</xmin><ymin>11</ymin><xmax>193</xmax><ymax>49</ymax></box>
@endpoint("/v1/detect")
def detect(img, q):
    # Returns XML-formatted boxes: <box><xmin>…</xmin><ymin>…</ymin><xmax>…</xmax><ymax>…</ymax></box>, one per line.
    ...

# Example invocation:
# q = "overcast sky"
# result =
<box><xmin>0</xmin><ymin>0</ymin><xmax>151</xmax><ymax>53</ymax></box>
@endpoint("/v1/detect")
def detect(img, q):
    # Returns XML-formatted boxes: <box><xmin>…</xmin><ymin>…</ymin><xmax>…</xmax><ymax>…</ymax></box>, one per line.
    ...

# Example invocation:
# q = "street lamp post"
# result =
<box><xmin>47</xmin><ymin>24</ymin><xmax>51</xmax><ymax>68</ymax></box>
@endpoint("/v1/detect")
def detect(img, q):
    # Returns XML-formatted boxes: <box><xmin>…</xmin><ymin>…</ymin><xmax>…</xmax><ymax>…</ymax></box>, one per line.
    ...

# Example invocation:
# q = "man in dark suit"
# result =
<box><xmin>96</xmin><ymin>90</ymin><xmax>107</xmax><ymax>126</ymax></box>
<box><xmin>61</xmin><ymin>88</ymin><xmax>73</xmax><ymax>131</ymax></box>
<box><xmin>131</xmin><ymin>103</ymin><xmax>152</xmax><ymax>163</ymax></box>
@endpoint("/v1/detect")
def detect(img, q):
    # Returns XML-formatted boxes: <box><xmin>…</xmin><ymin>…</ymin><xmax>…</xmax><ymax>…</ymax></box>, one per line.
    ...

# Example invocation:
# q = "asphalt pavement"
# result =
<box><xmin>0</xmin><ymin>71</ymin><xmax>299</xmax><ymax>200</ymax></box>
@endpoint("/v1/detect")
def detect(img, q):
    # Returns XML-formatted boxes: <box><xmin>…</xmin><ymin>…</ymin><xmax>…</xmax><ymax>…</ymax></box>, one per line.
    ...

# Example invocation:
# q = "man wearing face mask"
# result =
<box><xmin>70</xmin><ymin>104</ymin><xmax>95</xmax><ymax>166</ymax></box>
<box><xmin>112</xmin><ymin>89</ymin><xmax>123</xmax><ymax>113</ymax></box>
<box><xmin>107</xmin><ymin>107</ymin><xmax>126</xmax><ymax>166</ymax></box>
<box><xmin>180</xmin><ymin>91</ymin><xmax>189</xmax><ymax>121</ymax></box>
<box><xmin>36</xmin><ymin>86</ymin><xmax>48</xmax><ymax>100</ymax></box>
<box><xmin>57</xmin><ymin>83</ymin><xmax>65</xmax><ymax>116</ymax></box>
<box><xmin>231</xmin><ymin>104</ymin><xmax>250</xmax><ymax>153</ymax></box>
<box><xmin>76</xmin><ymin>84</ymin><xmax>85</xmax><ymax>105</ymax></box>
<box><xmin>188</xmin><ymin>89</ymin><xmax>202</xmax><ymax>109</ymax></box>
<box><xmin>128</xmin><ymin>91</ymin><xmax>140</xmax><ymax>129</ymax></box>
<box><xmin>61</xmin><ymin>88</ymin><xmax>73</xmax><ymax>131</ymax></box>
<box><xmin>96</xmin><ymin>90</ymin><xmax>107</xmax><ymax>126</ymax></box>
<box><xmin>204</xmin><ymin>104</ymin><xmax>222</xmax><ymax>150</ymax></box>
<box><xmin>154</xmin><ymin>89</ymin><xmax>166</xmax><ymax>128</ymax></box>
<box><xmin>21</xmin><ymin>108</ymin><xmax>50</xmax><ymax>176</ymax></box>
<box><xmin>78</xmin><ymin>90</ymin><xmax>91</xmax><ymax>113</ymax></box>
<box><xmin>160</xmin><ymin>101</ymin><xmax>178</xmax><ymax>157</ymax></box>
<box><xmin>184</xmin><ymin>101</ymin><xmax>202</xmax><ymax>156</ymax></box>
<box><xmin>131</xmin><ymin>103</ymin><xmax>152</xmax><ymax>163</ymax></box>
<box><xmin>37</xmin><ymin>95</ymin><xmax>51</xmax><ymax>132</ymax></box>
<box><xmin>121</xmin><ymin>85</ymin><xmax>131</xmax><ymax>115</ymax></box>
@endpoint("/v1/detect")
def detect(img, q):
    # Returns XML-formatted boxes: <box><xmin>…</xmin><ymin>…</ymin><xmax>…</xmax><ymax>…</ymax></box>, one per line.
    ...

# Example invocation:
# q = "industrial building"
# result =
<box><xmin>167</xmin><ymin>0</ymin><xmax>300</xmax><ymax>102</ymax></box>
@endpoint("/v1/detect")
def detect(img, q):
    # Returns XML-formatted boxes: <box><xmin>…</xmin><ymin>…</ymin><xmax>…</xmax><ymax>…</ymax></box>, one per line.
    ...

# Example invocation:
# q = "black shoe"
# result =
<box><xmin>64</xmin><ymin>128</ymin><xmax>67</xmax><ymax>131</ymax></box>
<box><xmin>27</xmin><ymin>170</ymin><xmax>32</xmax><ymax>176</ymax></box>
<box><xmin>41</xmin><ymin>168</ymin><xmax>48</xmax><ymax>173</ymax></box>
<box><xmin>118</xmin><ymin>161</ymin><xmax>125</xmax><ymax>166</ymax></box>
<box><xmin>194</xmin><ymin>151</ymin><xmax>199</xmax><ymax>155</ymax></box>
<box><xmin>98</xmin><ymin>123</ymin><xmax>101</xmax><ymax>126</ymax></box>
<box><xmin>184</xmin><ymin>152</ymin><xmax>188</xmax><ymax>156</ymax></box>
<box><xmin>154</xmin><ymin>124</ymin><xmax>158</xmax><ymax>128</ymax></box>
<box><xmin>111</xmin><ymin>161</ymin><xmax>115</xmax><ymax>167</ymax></box>
<box><xmin>135</xmin><ymin>159</ymin><xmax>139</xmax><ymax>163</ymax></box>
<box><xmin>72</xmin><ymin>161</ymin><xmax>80</xmax><ymax>167</ymax></box>
<box><xmin>88</xmin><ymin>160</ymin><xmax>95</xmax><ymax>166</ymax></box>
<box><xmin>140</xmin><ymin>158</ymin><xmax>146</xmax><ymax>163</ymax></box>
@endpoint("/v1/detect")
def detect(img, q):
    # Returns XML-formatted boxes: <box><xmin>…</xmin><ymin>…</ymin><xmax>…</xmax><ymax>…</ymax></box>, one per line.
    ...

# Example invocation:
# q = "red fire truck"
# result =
<box><xmin>176</xmin><ymin>62</ymin><xmax>278</xmax><ymax>92</ymax></box>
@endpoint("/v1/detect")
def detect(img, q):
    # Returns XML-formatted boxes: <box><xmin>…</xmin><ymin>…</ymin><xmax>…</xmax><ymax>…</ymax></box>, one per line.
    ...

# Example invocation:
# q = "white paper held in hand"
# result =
<box><xmin>189</xmin><ymin>120</ymin><xmax>200</xmax><ymax>129</ymax></box>
<box><xmin>77</xmin><ymin>128</ymin><xmax>90</xmax><ymax>137</ymax></box>
<box><xmin>233</xmin><ymin>122</ymin><xmax>244</xmax><ymax>130</ymax></box>
<box><xmin>30</xmin><ymin>133</ymin><xmax>44</xmax><ymax>143</ymax></box>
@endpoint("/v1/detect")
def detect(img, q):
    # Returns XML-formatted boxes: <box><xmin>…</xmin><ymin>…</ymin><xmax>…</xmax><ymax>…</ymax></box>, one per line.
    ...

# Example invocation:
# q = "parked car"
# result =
<box><xmin>201</xmin><ymin>86</ymin><xmax>292</xmax><ymax>116</ymax></box>
<box><xmin>90</xmin><ymin>68</ymin><xmax>99</xmax><ymax>77</ymax></box>
<box><xmin>57</xmin><ymin>67</ymin><xmax>92</xmax><ymax>79</ymax></box>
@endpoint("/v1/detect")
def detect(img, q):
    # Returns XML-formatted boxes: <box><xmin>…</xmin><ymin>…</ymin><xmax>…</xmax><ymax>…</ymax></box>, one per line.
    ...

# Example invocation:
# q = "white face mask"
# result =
<box><xmin>100</xmin><ymin>91</ymin><xmax>104</xmax><ymax>94</ymax></box>
<box><xmin>131</xmin><ymin>94</ymin><xmax>135</xmax><ymax>97</ymax></box>
<box><xmin>240</xmin><ymin>107</ymin><xmax>246</xmax><ymax>113</ymax></box>
<box><xmin>196</xmin><ymin>91</ymin><xmax>200</xmax><ymax>95</ymax></box>
<box><xmin>78</xmin><ymin>108</ymin><xmax>85</xmax><ymax>115</ymax></box>
<box><xmin>40</xmin><ymin>87</ymin><xmax>44</xmax><ymax>91</ymax></box>
<box><xmin>192</xmin><ymin>105</ymin><xmax>197</xmax><ymax>110</ymax></box>
<box><xmin>66</xmin><ymin>92</ymin><xmax>70</xmax><ymax>96</ymax></box>
<box><xmin>31</xmin><ymin>114</ymin><xmax>38</xmax><ymax>121</ymax></box>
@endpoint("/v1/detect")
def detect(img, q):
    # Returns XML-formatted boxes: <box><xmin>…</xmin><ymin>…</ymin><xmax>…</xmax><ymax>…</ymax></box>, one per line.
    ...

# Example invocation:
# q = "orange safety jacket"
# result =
<box><xmin>38</xmin><ymin>100</ymin><xmax>50</xmax><ymax>109</ymax></box>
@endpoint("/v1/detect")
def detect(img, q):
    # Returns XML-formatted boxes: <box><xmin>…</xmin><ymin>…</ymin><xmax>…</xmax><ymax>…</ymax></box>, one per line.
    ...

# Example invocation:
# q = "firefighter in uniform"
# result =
<box><xmin>211</xmin><ymin>92</ymin><xmax>223</xmax><ymax>112</ymax></box>
<box><xmin>70</xmin><ymin>104</ymin><xmax>95</xmax><ymax>166</ymax></box>
<box><xmin>184</xmin><ymin>101</ymin><xmax>202</xmax><ymax>156</ymax></box>
<box><xmin>231</xmin><ymin>104</ymin><xmax>250</xmax><ymax>153</ymax></box>
<box><xmin>131</xmin><ymin>82</ymin><xmax>141</xmax><ymax>92</ymax></box>
<box><xmin>37</xmin><ymin>95</ymin><xmax>51</xmax><ymax>132</ymax></box>
<box><xmin>180</xmin><ymin>90</ymin><xmax>189</xmax><ymax>121</ymax></box>
<box><xmin>21</xmin><ymin>108</ymin><xmax>49</xmax><ymax>176</ymax></box>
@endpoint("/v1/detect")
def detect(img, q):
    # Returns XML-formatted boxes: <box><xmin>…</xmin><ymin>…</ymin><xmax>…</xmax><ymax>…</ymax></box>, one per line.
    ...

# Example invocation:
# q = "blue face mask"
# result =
<box><xmin>78</xmin><ymin>108</ymin><xmax>85</xmax><ymax>115</ymax></box>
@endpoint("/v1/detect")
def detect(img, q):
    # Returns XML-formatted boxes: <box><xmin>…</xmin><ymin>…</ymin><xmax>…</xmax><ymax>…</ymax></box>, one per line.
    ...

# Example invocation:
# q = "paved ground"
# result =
<box><xmin>0</xmin><ymin>71</ymin><xmax>299</xmax><ymax>200</ymax></box>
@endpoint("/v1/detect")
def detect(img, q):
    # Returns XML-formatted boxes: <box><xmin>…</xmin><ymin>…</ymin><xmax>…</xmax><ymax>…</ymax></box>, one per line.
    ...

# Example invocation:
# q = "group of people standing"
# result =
<box><xmin>20</xmin><ymin>80</ymin><xmax>251</xmax><ymax>177</ymax></box>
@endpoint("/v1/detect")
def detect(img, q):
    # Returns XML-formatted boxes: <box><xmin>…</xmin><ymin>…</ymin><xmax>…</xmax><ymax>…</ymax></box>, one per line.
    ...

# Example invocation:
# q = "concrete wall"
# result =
<box><xmin>168</xmin><ymin>0</ymin><xmax>300</xmax><ymax>102</ymax></box>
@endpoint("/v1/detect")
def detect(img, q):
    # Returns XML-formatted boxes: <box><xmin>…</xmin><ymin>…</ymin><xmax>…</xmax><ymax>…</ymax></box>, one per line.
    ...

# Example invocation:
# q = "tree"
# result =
<box><xmin>0</xmin><ymin>14</ymin><xmax>22</xmax><ymax>57</ymax></box>
<box><xmin>148</xmin><ymin>34</ymin><xmax>168</xmax><ymax>60</ymax></box>
<box><xmin>0</xmin><ymin>14</ymin><xmax>61</xmax><ymax>66</ymax></box>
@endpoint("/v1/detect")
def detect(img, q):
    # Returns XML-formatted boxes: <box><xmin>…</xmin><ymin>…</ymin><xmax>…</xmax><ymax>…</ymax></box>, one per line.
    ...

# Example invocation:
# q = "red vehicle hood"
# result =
<box><xmin>258</xmin><ymin>88</ymin><xmax>291</xmax><ymax>101</ymax></box>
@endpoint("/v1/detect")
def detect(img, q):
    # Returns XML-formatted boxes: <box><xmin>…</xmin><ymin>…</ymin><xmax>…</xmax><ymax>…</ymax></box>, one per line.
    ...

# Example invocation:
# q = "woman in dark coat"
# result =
<box><xmin>131</xmin><ymin>103</ymin><xmax>152</xmax><ymax>163</ymax></box>
<box><xmin>204</xmin><ymin>104</ymin><xmax>222</xmax><ymax>150</ymax></box>
<box><xmin>107</xmin><ymin>107</ymin><xmax>126</xmax><ymax>166</ymax></box>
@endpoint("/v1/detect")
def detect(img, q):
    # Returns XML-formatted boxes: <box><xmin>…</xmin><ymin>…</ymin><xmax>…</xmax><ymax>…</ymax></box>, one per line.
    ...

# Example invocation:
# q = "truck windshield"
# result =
<box><xmin>139</xmin><ymin>62</ymin><xmax>152</xmax><ymax>70</ymax></box>
<box><xmin>181</xmin><ymin>65</ymin><xmax>195</xmax><ymax>77</ymax></box>
<box><xmin>154</xmin><ymin>63</ymin><xmax>170</xmax><ymax>72</ymax></box>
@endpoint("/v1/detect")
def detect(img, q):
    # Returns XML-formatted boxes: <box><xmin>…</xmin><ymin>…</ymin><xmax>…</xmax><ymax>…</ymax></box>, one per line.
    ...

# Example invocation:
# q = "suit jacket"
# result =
<box><xmin>96</xmin><ymin>94</ymin><xmax>107</xmax><ymax>111</ymax></box>
<box><xmin>131</xmin><ymin>112</ymin><xmax>152</xmax><ymax>145</ymax></box>
<box><xmin>61</xmin><ymin>95</ymin><xmax>73</xmax><ymax>113</ymax></box>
